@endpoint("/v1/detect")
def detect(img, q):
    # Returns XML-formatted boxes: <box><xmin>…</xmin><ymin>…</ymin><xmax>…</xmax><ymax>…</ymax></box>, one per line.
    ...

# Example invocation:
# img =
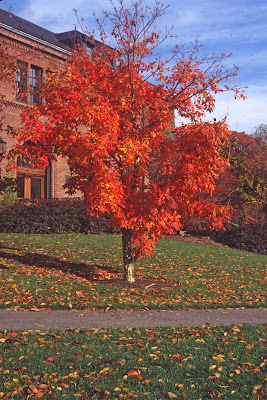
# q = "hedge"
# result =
<box><xmin>213</xmin><ymin>222</ymin><xmax>267</xmax><ymax>255</ymax></box>
<box><xmin>0</xmin><ymin>199</ymin><xmax>112</xmax><ymax>234</ymax></box>
<box><xmin>0</xmin><ymin>199</ymin><xmax>266</xmax><ymax>255</ymax></box>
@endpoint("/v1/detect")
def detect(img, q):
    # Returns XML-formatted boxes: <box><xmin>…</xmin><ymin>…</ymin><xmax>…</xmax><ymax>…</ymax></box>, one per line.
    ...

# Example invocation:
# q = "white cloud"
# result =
<box><xmin>211</xmin><ymin>89</ymin><xmax>267</xmax><ymax>133</ymax></box>
<box><xmin>176</xmin><ymin>85</ymin><xmax>267</xmax><ymax>134</ymax></box>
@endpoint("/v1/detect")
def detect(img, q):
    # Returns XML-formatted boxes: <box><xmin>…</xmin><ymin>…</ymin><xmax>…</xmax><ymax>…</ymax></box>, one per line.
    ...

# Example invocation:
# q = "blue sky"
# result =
<box><xmin>1</xmin><ymin>0</ymin><xmax>266</xmax><ymax>133</ymax></box>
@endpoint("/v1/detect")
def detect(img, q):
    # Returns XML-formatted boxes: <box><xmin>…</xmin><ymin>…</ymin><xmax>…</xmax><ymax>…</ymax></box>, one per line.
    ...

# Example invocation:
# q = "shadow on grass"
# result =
<box><xmin>0</xmin><ymin>250</ymin><xmax>122</xmax><ymax>281</ymax></box>
<box><xmin>0</xmin><ymin>249</ymin><xmax>178</xmax><ymax>289</ymax></box>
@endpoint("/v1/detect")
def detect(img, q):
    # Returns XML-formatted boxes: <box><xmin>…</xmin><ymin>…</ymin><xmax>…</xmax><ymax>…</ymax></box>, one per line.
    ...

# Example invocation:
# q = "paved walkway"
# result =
<box><xmin>0</xmin><ymin>308</ymin><xmax>266</xmax><ymax>330</ymax></box>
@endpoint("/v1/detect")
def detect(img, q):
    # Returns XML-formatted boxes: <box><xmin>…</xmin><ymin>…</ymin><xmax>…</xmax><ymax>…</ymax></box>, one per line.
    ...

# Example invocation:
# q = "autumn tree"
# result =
<box><xmin>13</xmin><ymin>0</ymin><xmax>243</xmax><ymax>282</ymax></box>
<box><xmin>253</xmin><ymin>123</ymin><xmax>267</xmax><ymax>143</ymax></box>
<box><xmin>225</xmin><ymin>131</ymin><xmax>266</xmax><ymax>216</ymax></box>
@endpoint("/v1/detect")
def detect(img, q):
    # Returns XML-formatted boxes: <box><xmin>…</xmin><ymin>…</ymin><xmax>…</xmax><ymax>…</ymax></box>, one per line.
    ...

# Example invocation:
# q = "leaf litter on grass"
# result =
<box><xmin>0</xmin><ymin>233</ymin><xmax>266</xmax><ymax>310</ymax></box>
<box><xmin>0</xmin><ymin>324</ymin><xmax>266</xmax><ymax>399</ymax></box>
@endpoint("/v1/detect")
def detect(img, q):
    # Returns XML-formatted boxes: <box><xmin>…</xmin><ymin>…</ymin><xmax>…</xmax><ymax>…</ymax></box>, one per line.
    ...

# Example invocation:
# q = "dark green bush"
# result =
<box><xmin>0</xmin><ymin>199</ymin><xmax>112</xmax><ymax>234</ymax></box>
<box><xmin>213</xmin><ymin>222</ymin><xmax>267</xmax><ymax>255</ymax></box>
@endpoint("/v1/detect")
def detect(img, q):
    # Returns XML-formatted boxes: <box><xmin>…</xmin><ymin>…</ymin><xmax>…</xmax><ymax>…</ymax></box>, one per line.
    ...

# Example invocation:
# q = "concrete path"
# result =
<box><xmin>0</xmin><ymin>308</ymin><xmax>266</xmax><ymax>330</ymax></box>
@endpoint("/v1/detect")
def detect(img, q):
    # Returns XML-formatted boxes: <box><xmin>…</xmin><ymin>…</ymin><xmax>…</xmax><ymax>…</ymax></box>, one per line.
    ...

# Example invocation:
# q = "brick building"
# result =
<box><xmin>0</xmin><ymin>8</ymin><xmax>95</xmax><ymax>200</ymax></box>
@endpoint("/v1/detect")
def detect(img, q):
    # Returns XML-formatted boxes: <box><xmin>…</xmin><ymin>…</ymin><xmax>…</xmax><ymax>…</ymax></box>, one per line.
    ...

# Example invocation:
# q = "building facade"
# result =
<box><xmin>0</xmin><ymin>8</ymin><xmax>93</xmax><ymax>200</ymax></box>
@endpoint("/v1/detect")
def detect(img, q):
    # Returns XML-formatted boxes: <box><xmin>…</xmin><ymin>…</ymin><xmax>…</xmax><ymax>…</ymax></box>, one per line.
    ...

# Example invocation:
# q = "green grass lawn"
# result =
<box><xmin>0</xmin><ymin>233</ymin><xmax>266</xmax><ymax>310</ymax></box>
<box><xmin>0</xmin><ymin>324</ymin><xmax>265</xmax><ymax>399</ymax></box>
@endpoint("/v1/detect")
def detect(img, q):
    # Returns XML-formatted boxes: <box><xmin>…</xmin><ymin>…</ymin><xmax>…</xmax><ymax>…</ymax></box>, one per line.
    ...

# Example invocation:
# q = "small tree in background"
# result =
<box><xmin>0</xmin><ymin>171</ymin><xmax>17</xmax><ymax>206</ymax></box>
<box><xmin>226</xmin><ymin>130</ymin><xmax>266</xmax><ymax>219</ymax></box>
<box><xmin>13</xmin><ymin>0</ymin><xmax>244</xmax><ymax>282</ymax></box>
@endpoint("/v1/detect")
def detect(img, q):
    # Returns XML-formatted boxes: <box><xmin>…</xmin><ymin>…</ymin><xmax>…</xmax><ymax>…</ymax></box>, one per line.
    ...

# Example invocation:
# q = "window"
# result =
<box><xmin>16</xmin><ymin>175</ymin><xmax>25</xmax><ymax>198</ymax></box>
<box><xmin>86</xmin><ymin>45</ymin><xmax>93</xmax><ymax>56</ymax></box>
<box><xmin>16</xmin><ymin>171</ymin><xmax>45</xmax><ymax>200</ymax></box>
<box><xmin>17</xmin><ymin>156</ymin><xmax>48</xmax><ymax>200</ymax></box>
<box><xmin>65</xmin><ymin>174</ymin><xmax>72</xmax><ymax>184</ymax></box>
<box><xmin>15</xmin><ymin>61</ymin><xmax>28</xmax><ymax>102</ymax></box>
<box><xmin>30</xmin><ymin>65</ymin><xmax>43</xmax><ymax>104</ymax></box>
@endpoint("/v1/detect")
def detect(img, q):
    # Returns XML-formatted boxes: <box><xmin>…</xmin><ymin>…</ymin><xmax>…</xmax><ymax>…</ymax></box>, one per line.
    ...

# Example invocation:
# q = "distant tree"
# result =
<box><xmin>0</xmin><ymin>171</ymin><xmax>17</xmax><ymax>206</ymax></box>
<box><xmin>253</xmin><ymin>123</ymin><xmax>267</xmax><ymax>143</ymax></box>
<box><xmin>13</xmin><ymin>0</ymin><xmax>243</xmax><ymax>282</ymax></box>
<box><xmin>222</xmin><ymin>131</ymin><xmax>267</xmax><ymax>217</ymax></box>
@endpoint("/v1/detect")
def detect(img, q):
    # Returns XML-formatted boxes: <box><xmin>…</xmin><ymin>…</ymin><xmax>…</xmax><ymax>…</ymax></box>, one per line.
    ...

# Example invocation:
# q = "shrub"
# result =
<box><xmin>0</xmin><ymin>171</ymin><xmax>17</xmax><ymax>206</ymax></box>
<box><xmin>0</xmin><ymin>199</ymin><xmax>112</xmax><ymax>234</ymax></box>
<box><xmin>213</xmin><ymin>222</ymin><xmax>267</xmax><ymax>255</ymax></box>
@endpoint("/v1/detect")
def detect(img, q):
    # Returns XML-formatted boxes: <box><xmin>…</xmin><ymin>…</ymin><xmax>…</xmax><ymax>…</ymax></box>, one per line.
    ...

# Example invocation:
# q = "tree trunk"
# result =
<box><xmin>122</xmin><ymin>228</ymin><xmax>135</xmax><ymax>283</ymax></box>
<box><xmin>124</xmin><ymin>262</ymin><xmax>135</xmax><ymax>283</ymax></box>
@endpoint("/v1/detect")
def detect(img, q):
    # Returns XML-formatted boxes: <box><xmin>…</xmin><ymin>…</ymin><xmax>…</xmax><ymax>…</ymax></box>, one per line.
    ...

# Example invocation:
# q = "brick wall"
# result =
<box><xmin>0</xmin><ymin>25</ymin><xmax>78</xmax><ymax>199</ymax></box>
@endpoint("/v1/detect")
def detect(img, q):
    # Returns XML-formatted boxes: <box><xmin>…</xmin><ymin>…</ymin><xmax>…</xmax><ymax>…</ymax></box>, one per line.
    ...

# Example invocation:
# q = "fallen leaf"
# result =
<box><xmin>127</xmin><ymin>370</ymin><xmax>142</xmax><ymax>380</ymax></box>
<box><xmin>99</xmin><ymin>367</ymin><xmax>110</xmax><ymax>374</ymax></box>
<box><xmin>167</xmin><ymin>392</ymin><xmax>177</xmax><ymax>398</ymax></box>
<box><xmin>212</xmin><ymin>355</ymin><xmax>225</xmax><ymax>363</ymax></box>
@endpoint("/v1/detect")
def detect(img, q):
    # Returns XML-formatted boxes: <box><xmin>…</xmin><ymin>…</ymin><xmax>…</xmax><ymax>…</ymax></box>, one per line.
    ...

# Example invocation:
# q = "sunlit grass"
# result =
<box><xmin>0</xmin><ymin>324</ymin><xmax>265</xmax><ymax>399</ymax></box>
<box><xmin>0</xmin><ymin>233</ymin><xmax>266</xmax><ymax>310</ymax></box>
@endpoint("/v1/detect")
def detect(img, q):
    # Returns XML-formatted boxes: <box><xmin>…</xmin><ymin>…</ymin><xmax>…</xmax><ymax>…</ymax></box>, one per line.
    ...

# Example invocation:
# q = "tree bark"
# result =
<box><xmin>122</xmin><ymin>228</ymin><xmax>135</xmax><ymax>283</ymax></box>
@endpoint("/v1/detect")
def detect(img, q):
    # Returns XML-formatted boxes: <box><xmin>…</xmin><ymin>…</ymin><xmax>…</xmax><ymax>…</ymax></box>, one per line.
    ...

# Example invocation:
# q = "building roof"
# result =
<box><xmin>0</xmin><ymin>8</ymin><xmax>107</xmax><ymax>56</ymax></box>
<box><xmin>0</xmin><ymin>8</ymin><xmax>72</xmax><ymax>52</ymax></box>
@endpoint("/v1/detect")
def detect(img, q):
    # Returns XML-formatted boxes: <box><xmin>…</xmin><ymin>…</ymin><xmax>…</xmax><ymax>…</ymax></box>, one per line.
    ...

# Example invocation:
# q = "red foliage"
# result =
<box><xmin>12</xmin><ymin>1</ymin><xmax>242</xmax><ymax>280</ymax></box>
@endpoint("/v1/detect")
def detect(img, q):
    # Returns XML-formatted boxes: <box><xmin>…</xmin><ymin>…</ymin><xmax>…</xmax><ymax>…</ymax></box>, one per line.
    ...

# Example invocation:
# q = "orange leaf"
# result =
<box><xmin>127</xmin><ymin>370</ymin><xmax>142</xmax><ymax>380</ymax></box>
<box><xmin>212</xmin><ymin>355</ymin><xmax>225</xmax><ymax>363</ymax></box>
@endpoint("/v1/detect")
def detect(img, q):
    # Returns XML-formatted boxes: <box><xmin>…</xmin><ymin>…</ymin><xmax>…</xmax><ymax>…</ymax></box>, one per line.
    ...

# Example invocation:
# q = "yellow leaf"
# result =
<box><xmin>13</xmin><ymin>378</ymin><xmax>19</xmax><ymax>383</ymax></box>
<box><xmin>209</xmin><ymin>365</ymin><xmax>217</xmax><ymax>370</ymax></box>
<box><xmin>235</xmin><ymin>369</ymin><xmax>241</xmax><ymax>374</ymax></box>
<box><xmin>212</xmin><ymin>355</ymin><xmax>225</xmax><ymax>363</ymax></box>
<box><xmin>99</xmin><ymin>367</ymin><xmax>109</xmax><ymax>374</ymax></box>
<box><xmin>68</xmin><ymin>372</ymin><xmax>79</xmax><ymax>378</ymax></box>
<box><xmin>175</xmin><ymin>383</ymin><xmax>184</xmax><ymax>389</ymax></box>
<box><xmin>114</xmin><ymin>387</ymin><xmax>121</xmax><ymax>392</ymax></box>
<box><xmin>3</xmin><ymin>370</ymin><xmax>9</xmax><ymax>374</ymax></box>
<box><xmin>0</xmin><ymin>338</ymin><xmax>6</xmax><ymax>343</ymax></box>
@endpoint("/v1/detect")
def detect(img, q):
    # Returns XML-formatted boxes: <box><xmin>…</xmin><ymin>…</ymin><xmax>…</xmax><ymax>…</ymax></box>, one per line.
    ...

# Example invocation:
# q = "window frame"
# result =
<box><xmin>30</xmin><ymin>64</ymin><xmax>43</xmax><ymax>105</ymax></box>
<box><xmin>15</xmin><ymin>60</ymin><xmax>28</xmax><ymax>102</ymax></box>
<box><xmin>16</xmin><ymin>156</ymin><xmax>46</xmax><ymax>200</ymax></box>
